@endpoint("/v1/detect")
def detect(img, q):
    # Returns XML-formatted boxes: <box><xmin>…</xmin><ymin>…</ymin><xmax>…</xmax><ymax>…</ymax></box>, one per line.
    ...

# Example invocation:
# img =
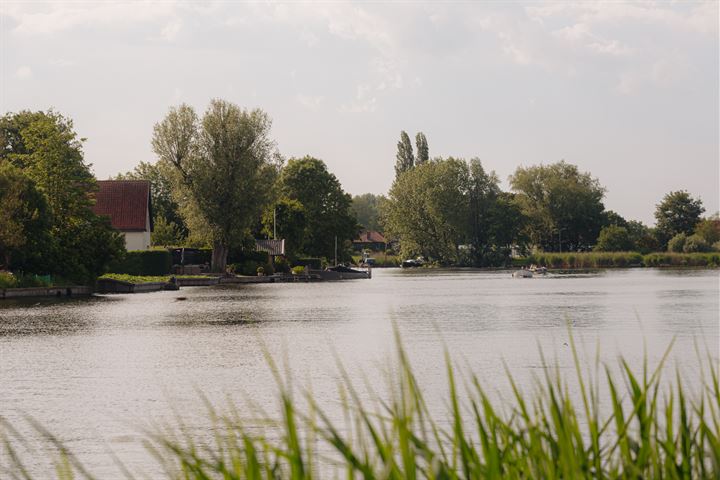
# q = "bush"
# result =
<box><xmin>0</xmin><ymin>272</ymin><xmax>17</xmax><ymax>288</ymax></box>
<box><xmin>273</xmin><ymin>256</ymin><xmax>290</xmax><ymax>274</ymax></box>
<box><xmin>667</xmin><ymin>233</ymin><xmax>687</xmax><ymax>253</ymax></box>
<box><xmin>107</xmin><ymin>250</ymin><xmax>172</xmax><ymax>276</ymax></box>
<box><xmin>293</xmin><ymin>258</ymin><xmax>322</xmax><ymax>270</ymax></box>
<box><xmin>228</xmin><ymin>260</ymin><xmax>274</xmax><ymax>276</ymax></box>
<box><xmin>291</xmin><ymin>265</ymin><xmax>306</xmax><ymax>275</ymax></box>
<box><xmin>643</xmin><ymin>252</ymin><xmax>720</xmax><ymax>267</ymax></box>
<box><xmin>595</xmin><ymin>225</ymin><xmax>635</xmax><ymax>252</ymax></box>
<box><xmin>683</xmin><ymin>234</ymin><xmax>711</xmax><ymax>253</ymax></box>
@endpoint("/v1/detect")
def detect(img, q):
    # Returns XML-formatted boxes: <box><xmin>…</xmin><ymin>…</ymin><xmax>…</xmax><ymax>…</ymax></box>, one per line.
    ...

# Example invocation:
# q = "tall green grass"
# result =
<box><xmin>1</xmin><ymin>331</ymin><xmax>718</xmax><ymax>479</ymax></box>
<box><xmin>518</xmin><ymin>251</ymin><xmax>720</xmax><ymax>269</ymax></box>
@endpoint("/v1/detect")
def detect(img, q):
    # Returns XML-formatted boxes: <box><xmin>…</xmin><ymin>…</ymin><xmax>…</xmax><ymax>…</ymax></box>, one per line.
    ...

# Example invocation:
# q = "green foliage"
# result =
<box><xmin>643</xmin><ymin>252</ymin><xmax>720</xmax><ymax>267</ymax></box>
<box><xmin>595</xmin><ymin>225</ymin><xmax>635</xmax><ymax>252</ymax></box>
<box><xmin>0</xmin><ymin>272</ymin><xmax>17</xmax><ymax>288</ymax></box>
<box><xmin>228</xmin><ymin>261</ymin><xmax>273</xmax><ymax>276</ymax></box>
<box><xmin>291</xmin><ymin>265</ymin><xmax>306</xmax><ymax>275</ymax></box>
<box><xmin>667</xmin><ymin>233</ymin><xmax>687</xmax><ymax>253</ymax></box>
<box><xmin>293</xmin><ymin>258</ymin><xmax>322</xmax><ymax>269</ymax></box>
<box><xmin>654</xmin><ymin>190</ymin><xmax>705</xmax><ymax>247</ymax></box>
<box><xmin>152</xmin><ymin>100</ymin><xmax>280</xmax><ymax>272</ymax></box>
<box><xmin>151</xmin><ymin>216</ymin><xmax>186</xmax><ymax>247</ymax></box>
<box><xmin>273</xmin><ymin>256</ymin><xmax>290</xmax><ymax>274</ymax></box>
<box><xmin>529</xmin><ymin>252</ymin><xmax>644</xmax><ymax>268</ymax></box>
<box><xmin>98</xmin><ymin>273</ymin><xmax>172</xmax><ymax>284</ymax></box>
<box><xmin>4</xmin><ymin>333</ymin><xmax>718</xmax><ymax>479</ymax></box>
<box><xmin>683</xmin><ymin>234</ymin><xmax>711</xmax><ymax>253</ymax></box>
<box><xmin>279</xmin><ymin>156</ymin><xmax>358</xmax><ymax>260</ymax></box>
<box><xmin>262</xmin><ymin>198</ymin><xmax>305</xmax><ymax>259</ymax></box>
<box><xmin>107</xmin><ymin>250</ymin><xmax>172</xmax><ymax>276</ymax></box>
<box><xmin>0</xmin><ymin>110</ymin><xmax>125</xmax><ymax>283</ymax></box>
<box><xmin>351</xmin><ymin>193</ymin><xmax>386</xmax><ymax>232</ymax></box>
<box><xmin>415</xmin><ymin>132</ymin><xmax>429</xmax><ymax>165</ymax></box>
<box><xmin>693</xmin><ymin>216</ymin><xmax>720</xmax><ymax>245</ymax></box>
<box><xmin>395</xmin><ymin>130</ymin><xmax>414</xmax><ymax>178</ymax></box>
<box><xmin>510</xmin><ymin>161</ymin><xmax>606</xmax><ymax>252</ymax></box>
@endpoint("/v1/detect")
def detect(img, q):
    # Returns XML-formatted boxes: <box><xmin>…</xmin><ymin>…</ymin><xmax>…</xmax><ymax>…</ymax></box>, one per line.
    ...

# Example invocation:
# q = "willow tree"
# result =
<box><xmin>152</xmin><ymin>100</ymin><xmax>278</xmax><ymax>272</ymax></box>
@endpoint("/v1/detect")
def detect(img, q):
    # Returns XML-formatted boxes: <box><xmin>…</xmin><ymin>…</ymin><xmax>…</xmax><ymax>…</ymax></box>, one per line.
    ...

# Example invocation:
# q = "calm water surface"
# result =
<box><xmin>1</xmin><ymin>268</ymin><xmax>718</xmax><ymax>476</ymax></box>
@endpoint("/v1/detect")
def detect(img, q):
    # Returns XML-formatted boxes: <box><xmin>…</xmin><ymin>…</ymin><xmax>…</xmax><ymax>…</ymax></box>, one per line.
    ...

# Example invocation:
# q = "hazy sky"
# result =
<box><xmin>1</xmin><ymin>1</ymin><xmax>718</xmax><ymax>224</ymax></box>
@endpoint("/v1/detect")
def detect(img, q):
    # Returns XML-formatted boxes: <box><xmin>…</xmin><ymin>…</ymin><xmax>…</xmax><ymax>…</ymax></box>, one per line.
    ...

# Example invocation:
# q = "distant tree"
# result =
<box><xmin>693</xmin><ymin>215</ymin><xmax>720</xmax><ymax>245</ymax></box>
<box><xmin>0</xmin><ymin>110</ymin><xmax>124</xmax><ymax>282</ymax></box>
<box><xmin>603</xmin><ymin>210</ymin><xmax>628</xmax><ymax>228</ymax></box>
<box><xmin>594</xmin><ymin>225</ymin><xmax>635</xmax><ymax>252</ymax></box>
<box><xmin>152</xmin><ymin>100</ymin><xmax>279</xmax><ymax>272</ymax></box>
<box><xmin>415</xmin><ymin>132</ymin><xmax>429</xmax><ymax>165</ymax></box>
<box><xmin>395</xmin><ymin>131</ymin><xmax>414</xmax><ymax>179</ymax></box>
<box><xmin>654</xmin><ymin>191</ymin><xmax>704</xmax><ymax>247</ymax></box>
<box><xmin>261</xmin><ymin>198</ymin><xmax>306</xmax><ymax>259</ymax></box>
<box><xmin>667</xmin><ymin>233</ymin><xmax>687</xmax><ymax>253</ymax></box>
<box><xmin>116</xmin><ymin>161</ymin><xmax>188</xmax><ymax>244</ymax></box>
<box><xmin>509</xmin><ymin>161</ymin><xmax>606</xmax><ymax>252</ymax></box>
<box><xmin>351</xmin><ymin>193</ymin><xmax>386</xmax><ymax>232</ymax></box>
<box><xmin>683</xmin><ymin>234</ymin><xmax>711</xmax><ymax>253</ymax></box>
<box><xmin>279</xmin><ymin>156</ymin><xmax>358</xmax><ymax>260</ymax></box>
<box><xmin>626</xmin><ymin>220</ymin><xmax>660</xmax><ymax>254</ymax></box>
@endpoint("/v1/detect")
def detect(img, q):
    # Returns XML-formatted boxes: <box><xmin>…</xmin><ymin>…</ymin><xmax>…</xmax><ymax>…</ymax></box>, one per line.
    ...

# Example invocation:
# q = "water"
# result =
<box><xmin>1</xmin><ymin>268</ymin><xmax>718</xmax><ymax>476</ymax></box>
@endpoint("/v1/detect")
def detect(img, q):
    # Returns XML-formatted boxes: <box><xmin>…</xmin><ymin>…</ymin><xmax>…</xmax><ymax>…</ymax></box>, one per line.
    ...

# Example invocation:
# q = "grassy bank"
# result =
<box><xmin>514</xmin><ymin>251</ymin><xmax>720</xmax><ymax>269</ymax></box>
<box><xmin>1</xmin><ymin>332</ymin><xmax>718</xmax><ymax>479</ymax></box>
<box><xmin>97</xmin><ymin>273</ymin><xmax>212</xmax><ymax>284</ymax></box>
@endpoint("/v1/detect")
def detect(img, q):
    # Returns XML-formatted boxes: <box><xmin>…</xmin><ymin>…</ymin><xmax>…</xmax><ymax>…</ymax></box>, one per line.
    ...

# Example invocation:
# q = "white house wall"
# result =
<box><xmin>123</xmin><ymin>231</ymin><xmax>150</xmax><ymax>251</ymax></box>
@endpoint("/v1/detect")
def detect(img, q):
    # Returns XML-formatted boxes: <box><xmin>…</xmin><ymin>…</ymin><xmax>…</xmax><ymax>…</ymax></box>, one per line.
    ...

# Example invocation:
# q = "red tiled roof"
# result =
<box><xmin>92</xmin><ymin>180</ymin><xmax>151</xmax><ymax>232</ymax></box>
<box><xmin>354</xmin><ymin>230</ymin><xmax>386</xmax><ymax>243</ymax></box>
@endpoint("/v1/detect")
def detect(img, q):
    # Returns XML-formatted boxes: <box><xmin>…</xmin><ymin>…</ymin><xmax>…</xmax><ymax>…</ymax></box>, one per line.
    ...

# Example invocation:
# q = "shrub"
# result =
<box><xmin>229</xmin><ymin>260</ymin><xmax>274</xmax><ymax>276</ymax></box>
<box><xmin>595</xmin><ymin>225</ymin><xmax>635</xmax><ymax>252</ymax></box>
<box><xmin>273</xmin><ymin>256</ymin><xmax>290</xmax><ymax>274</ymax></box>
<box><xmin>0</xmin><ymin>272</ymin><xmax>17</xmax><ymax>288</ymax></box>
<box><xmin>291</xmin><ymin>265</ymin><xmax>306</xmax><ymax>275</ymax></box>
<box><xmin>683</xmin><ymin>234</ymin><xmax>711</xmax><ymax>253</ymax></box>
<box><xmin>293</xmin><ymin>258</ymin><xmax>322</xmax><ymax>269</ymax></box>
<box><xmin>667</xmin><ymin>233</ymin><xmax>687</xmax><ymax>253</ymax></box>
<box><xmin>107</xmin><ymin>250</ymin><xmax>172</xmax><ymax>276</ymax></box>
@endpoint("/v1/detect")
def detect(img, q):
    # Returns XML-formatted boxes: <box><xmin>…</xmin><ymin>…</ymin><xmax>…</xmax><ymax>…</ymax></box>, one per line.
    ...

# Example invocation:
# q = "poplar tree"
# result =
<box><xmin>415</xmin><ymin>132</ymin><xmax>429</xmax><ymax>165</ymax></box>
<box><xmin>394</xmin><ymin>131</ymin><xmax>414</xmax><ymax>179</ymax></box>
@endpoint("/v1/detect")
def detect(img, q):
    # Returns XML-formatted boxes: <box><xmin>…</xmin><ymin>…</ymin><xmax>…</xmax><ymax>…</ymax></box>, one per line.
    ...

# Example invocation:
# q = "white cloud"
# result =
<box><xmin>15</xmin><ymin>65</ymin><xmax>32</xmax><ymax>79</ymax></box>
<box><xmin>340</xmin><ymin>85</ymin><xmax>377</xmax><ymax>113</ymax></box>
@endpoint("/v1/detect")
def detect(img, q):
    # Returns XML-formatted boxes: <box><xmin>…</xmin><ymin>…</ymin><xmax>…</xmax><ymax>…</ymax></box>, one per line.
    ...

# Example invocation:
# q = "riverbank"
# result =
<box><xmin>511</xmin><ymin>251</ymin><xmax>720</xmax><ymax>269</ymax></box>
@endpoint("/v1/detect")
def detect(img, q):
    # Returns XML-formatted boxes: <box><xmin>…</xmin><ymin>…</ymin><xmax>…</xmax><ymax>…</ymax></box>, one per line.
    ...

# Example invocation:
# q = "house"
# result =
<box><xmin>255</xmin><ymin>239</ymin><xmax>285</xmax><ymax>258</ymax></box>
<box><xmin>92</xmin><ymin>180</ymin><xmax>153</xmax><ymax>251</ymax></box>
<box><xmin>353</xmin><ymin>230</ymin><xmax>387</xmax><ymax>251</ymax></box>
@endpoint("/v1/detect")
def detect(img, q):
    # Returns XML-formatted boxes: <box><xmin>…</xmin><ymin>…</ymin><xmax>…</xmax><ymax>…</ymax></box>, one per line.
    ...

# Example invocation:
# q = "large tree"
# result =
<box><xmin>395</xmin><ymin>131</ymin><xmax>414</xmax><ymax>179</ymax></box>
<box><xmin>384</xmin><ymin>158</ymin><xmax>469</xmax><ymax>263</ymax></box>
<box><xmin>152</xmin><ymin>100</ymin><xmax>279</xmax><ymax>272</ymax></box>
<box><xmin>278</xmin><ymin>156</ymin><xmax>358</xmax><ymax>260</ymax></box>
<box><xmin>0</xmin><ymin>110</ymin><xmax>124</xmax><ymax>282</ymax></box>
<box><xmin>654</xmin><ymin>190</ymin><xmax>705</xmax><ymax>247</ymax></box>
<box><xmin>509</xmin><ymin>161</ymin><xmax>606</xmax><ymax>252</ymax></box>
<box><xmin>261</xmin><ymin>198</ymin><xmax>306</xmax><ymax>259</ymax></box>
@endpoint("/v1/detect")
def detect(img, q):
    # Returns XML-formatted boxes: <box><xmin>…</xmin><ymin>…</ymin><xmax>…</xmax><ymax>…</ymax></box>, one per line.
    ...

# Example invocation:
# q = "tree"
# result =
<box><xmin>692</xmin><ymin>215</ymin><xmax>720</xmax><ymax>246</ymax></box>
<box><xmin>384</xmin><ymin>158</ymin><xmax>469</xmax><ymax>263</ymax></box>
<box><xmin>603</xmin><ymin>210</ymin><xmax>628</xmax><ymax>228</ymax></box>
<box><xmin>351</xmin><ymin>193</ymin><xmax>386</xmax><ymax>232</ymax></box>
<box><xmin>116</xmin><ymin>161</ymin><xmax>188</xmax><ymax>244</ymax></box>
<box><xmin>467</xmin><ymin>159</ymin><xmax>502</xmax><ymax>265</ymax></box>
<box><xmin>654</xmin><ymin>191</ymin><xmax>704</xmax><ymax>247</ymax></box>
<box><xmin>261</xmin><ymin>198</ymin><xmax>306</xmax><ymax>259</ymax></box>
<box><xmin>683</xmin><ymin>234</ymin><xmax>711</xmax><ymax>253</ymax></box>
<box><xmin>509</xmin><ymin>161</ymin><xmax>606</xmax><ymax>252</ymax></box>
<box><xmin>395</xmin><ymin>131</ymin><xmax>414</xmax><ymax>179</ymax></box>
<box><xmin>667</xmin><ymin>233</ymin><xmax>687</xmax><ymax>253</ymax></box>
<box><xmin>594</xmin><ymin>225</ymin><xmax>635</xmax><ymax>252</ymax></box>
<box><xmin>0</xmin><ymin>110</ymin><xmax>124</xmax><ymax>282</ymax></box>
<box><xmin>278</xmin><ymin>156</ymin><xmax>358</xmax><ymax>260</ymax></box>
<box><xmin>626</xmin><ymin>220</ymin><xmax>660</xmax><ymax>254</ymax></box>
<box><xmin>152</xmin><ymin>100</ymin><xmax>279</xmax><ymax>272</ymax></box>
<box><xmin>415</xmin><ymin>132</ymin><xmax>429</xmax><ymax>165</ymax></box>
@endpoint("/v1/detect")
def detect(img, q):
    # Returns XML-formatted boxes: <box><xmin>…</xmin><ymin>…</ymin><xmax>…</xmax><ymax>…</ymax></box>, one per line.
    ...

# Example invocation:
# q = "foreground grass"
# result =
<box><xmin>1</xmin><ymin>332</ymin><xmax>718</xmax><ymax>479</ymax></box>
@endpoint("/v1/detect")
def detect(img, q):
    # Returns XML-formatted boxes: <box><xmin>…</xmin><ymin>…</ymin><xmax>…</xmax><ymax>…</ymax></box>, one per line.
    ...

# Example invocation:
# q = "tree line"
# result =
<box><xmin>357</xmin><ymin>131</ymin><xmax>718</xmax><ymax>266</ymax></box>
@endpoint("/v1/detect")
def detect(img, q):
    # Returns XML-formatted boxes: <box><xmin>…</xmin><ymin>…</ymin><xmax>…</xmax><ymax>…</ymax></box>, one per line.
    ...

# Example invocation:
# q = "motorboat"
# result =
<box><xmin>512</xmin><ymin>269</ymin><xmax>533</xmax><ymax>278</ymax></box>
<box><xmin>529</xmin><ymin>265</ymin><xmax>548</xmax><ymax>275</ymax></box>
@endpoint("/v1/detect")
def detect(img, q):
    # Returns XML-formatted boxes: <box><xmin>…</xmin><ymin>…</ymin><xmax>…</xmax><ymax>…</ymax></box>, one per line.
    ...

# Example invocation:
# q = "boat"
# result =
<box><xmin>313</xmin><ymin>265</ymin><xmax>371</xmax><ymax>280</ymax></box>
<box><xmin>529</xmin><ymin>265</ymin><xmax>548</xmax><ymax>275</ymax></box>
<box><xmin>401</xmin><ymin>257</ymin><xmax>425</xmax><ymax>268</ymax></box>
<box><xmin>512</xmin><ymin>269</ymin><xmax>533</xmax><ymax>278</ymax></box>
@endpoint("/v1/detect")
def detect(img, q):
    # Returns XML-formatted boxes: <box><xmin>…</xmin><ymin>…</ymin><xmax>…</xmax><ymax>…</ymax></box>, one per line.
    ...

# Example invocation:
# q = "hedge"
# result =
<box><xmin>106</xmin><ymin>250</ymin><xmax>172</xmax><ymax>276</ymax></box>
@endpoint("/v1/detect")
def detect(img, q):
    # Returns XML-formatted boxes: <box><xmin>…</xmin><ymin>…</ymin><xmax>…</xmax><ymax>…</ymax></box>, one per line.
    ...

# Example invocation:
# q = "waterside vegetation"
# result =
<box><xmin>1</xmin><ymin>333</ymin><xmax>718</xmax><ymax>479</ymax></box>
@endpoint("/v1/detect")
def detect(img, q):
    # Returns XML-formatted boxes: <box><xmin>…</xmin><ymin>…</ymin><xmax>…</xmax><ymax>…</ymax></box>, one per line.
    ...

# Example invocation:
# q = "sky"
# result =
<box><xmin>1</xmin><ymin>1</ymin><xmax>718</xmax><ymax>225</ymax></box>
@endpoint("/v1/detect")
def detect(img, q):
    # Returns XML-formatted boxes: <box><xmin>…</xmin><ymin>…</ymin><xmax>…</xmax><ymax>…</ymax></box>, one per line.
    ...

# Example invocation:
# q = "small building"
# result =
<box><xmin>255</xmin><ymin>239</ymin><xmax>285</xmax><ymax>258</ymax></box>
<box><xmin>353</xmin><ymin>230</ymin><xmax>387</xmax><ymax>251</ymax></box>
<box><xmin>92</xmin><ymin>180</ymin><xmax>153</xmax><ymax>251</ymax></box>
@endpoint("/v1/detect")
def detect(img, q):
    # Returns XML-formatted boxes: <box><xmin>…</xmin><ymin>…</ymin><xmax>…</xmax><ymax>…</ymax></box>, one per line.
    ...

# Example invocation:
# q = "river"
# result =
<box><xmin>1</xmin><ymin>268</ymin><xmax>718</xmax><ymax>476</ymax></box>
